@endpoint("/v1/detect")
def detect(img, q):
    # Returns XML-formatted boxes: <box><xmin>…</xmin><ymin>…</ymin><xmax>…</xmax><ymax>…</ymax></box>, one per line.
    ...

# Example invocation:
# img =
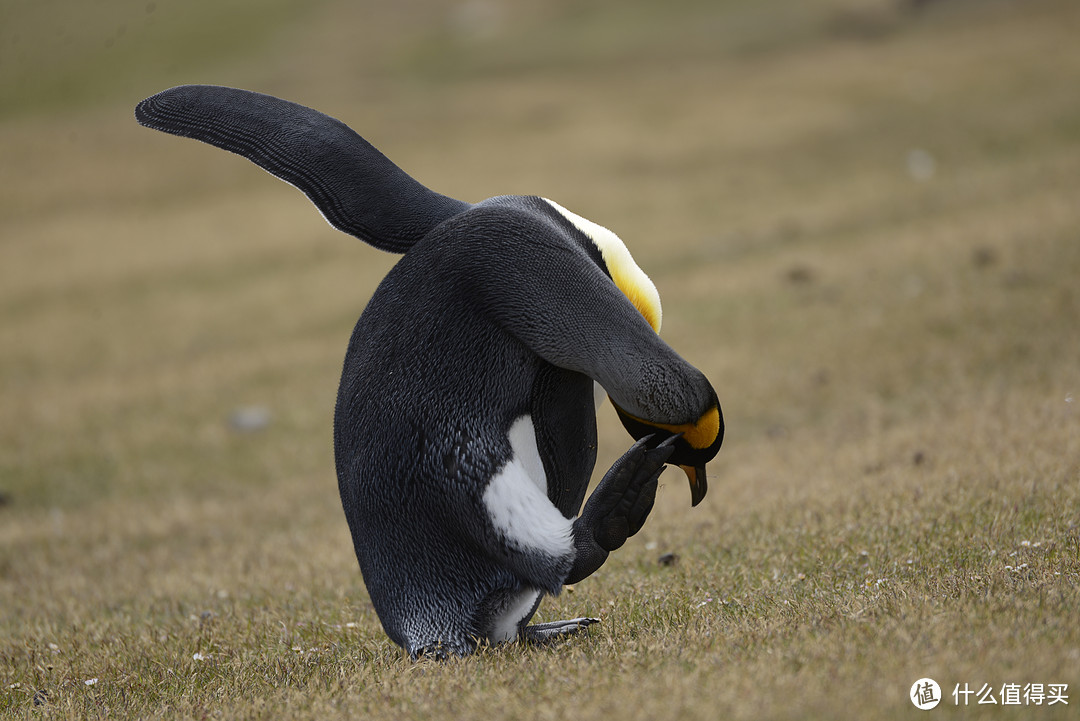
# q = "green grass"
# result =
<box><xmin>2</xmin><ymin>0</ymin><xmax>1079</xmax><ymax>718</ymax></box>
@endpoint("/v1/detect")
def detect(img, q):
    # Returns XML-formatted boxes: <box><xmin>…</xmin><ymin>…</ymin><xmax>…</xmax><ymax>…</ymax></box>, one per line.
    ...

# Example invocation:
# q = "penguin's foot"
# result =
<box><xmin>565</xmin><ymin>435</ymin><xmax>676</xmax><ymax>585</ymax></box>
<box><xmin>521</xmin><ymin>617</ymin><xmax>600</xmax><ymax>645</ymax></box>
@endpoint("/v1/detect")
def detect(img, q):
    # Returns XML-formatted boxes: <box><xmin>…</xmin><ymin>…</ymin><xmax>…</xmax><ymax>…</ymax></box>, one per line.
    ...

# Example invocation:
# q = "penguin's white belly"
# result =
<box><xmin>482</xmin><ymin>415</ymin><xmax>574</xmax><ymax>559</ymax></box>
<box><xmin>488</xmin><ymin>587</ymin><xmax>542</xmax><ymax>643</ymax></box>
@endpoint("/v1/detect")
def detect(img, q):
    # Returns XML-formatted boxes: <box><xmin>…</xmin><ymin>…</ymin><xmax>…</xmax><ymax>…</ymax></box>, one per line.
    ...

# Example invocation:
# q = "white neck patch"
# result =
<box><xmin>543</xmin><ymin>198</ymin><xmax>662</xmax><ymax>333</ymax></box>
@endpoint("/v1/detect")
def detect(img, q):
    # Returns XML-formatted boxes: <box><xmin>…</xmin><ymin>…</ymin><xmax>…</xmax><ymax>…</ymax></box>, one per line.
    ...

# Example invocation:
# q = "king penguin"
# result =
<box><xmin>136</xmin><ymin>85</ymin><xmax>724</xmax><ymax>658</ymax></box>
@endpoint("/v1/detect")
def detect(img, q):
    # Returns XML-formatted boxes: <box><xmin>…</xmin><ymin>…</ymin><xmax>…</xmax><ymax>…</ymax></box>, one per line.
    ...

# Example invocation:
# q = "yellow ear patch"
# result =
<box><xmin>634</xmin><ymin>405</ymin><xmax>721</xmax><ymax>450</ymax></box>
<box><xmin>543</xmin><ymin>199</ymin><xmax>662</xmax><ymax>333</ymax></box>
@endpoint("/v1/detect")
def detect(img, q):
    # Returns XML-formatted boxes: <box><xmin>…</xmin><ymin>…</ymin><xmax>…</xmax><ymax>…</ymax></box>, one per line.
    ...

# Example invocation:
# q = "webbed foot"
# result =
<box><xmin>565</xmin><ymin>434</ymin><xmax>676</xmax><ymax>585</ymax></box>
<box><xmin>521</xmin><ymin>617</ymin><xmax>601</xmax><ymax>645</ymax></box>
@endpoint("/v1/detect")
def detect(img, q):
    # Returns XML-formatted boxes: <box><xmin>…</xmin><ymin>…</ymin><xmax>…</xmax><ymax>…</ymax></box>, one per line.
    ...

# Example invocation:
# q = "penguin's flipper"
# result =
<box><xmin>135</xmin><ymin>85</ymin><xmax>470</xmax><ymax>252</ymax></box>
<box><xmin>565</xmin><ymin>435</ymin><xmax>675</xmax><ymax>585</ymax></box>
<box><xmin>520</xmin><ymin>617</ymin><xmax>600</xmax><ymax>645</ymax></box>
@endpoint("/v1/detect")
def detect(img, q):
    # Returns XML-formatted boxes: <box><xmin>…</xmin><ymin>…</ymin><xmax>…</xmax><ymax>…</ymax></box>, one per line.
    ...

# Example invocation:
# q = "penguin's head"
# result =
<box><xmin>542</xmin><ymin>199</ymin><xmax>723</xmax><ymax>506</ymax></box>
<box><xmin>611</xmin><ymin>398</ymin><xmax>723</xmax><ymax>507</ymax></box>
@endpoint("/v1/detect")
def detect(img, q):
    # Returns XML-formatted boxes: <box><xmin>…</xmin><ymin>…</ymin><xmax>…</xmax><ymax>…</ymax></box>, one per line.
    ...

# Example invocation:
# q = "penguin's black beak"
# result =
<box><xmin>611</xmin><ymin>403</ymin><xmax>723</xmax><ymax>507</ymax></box>
<box><xmin>680</xmin><ymin>464</ymin><xmax>708</xmax><ymax>507</ymax></box>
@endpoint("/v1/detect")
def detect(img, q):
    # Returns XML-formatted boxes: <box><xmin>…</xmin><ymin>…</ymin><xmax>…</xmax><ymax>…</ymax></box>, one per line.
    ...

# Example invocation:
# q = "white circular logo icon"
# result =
<box><xmin>911</xmin><ymin>678</ymin><xmax>942</xmax><ymax>710</ymax></box>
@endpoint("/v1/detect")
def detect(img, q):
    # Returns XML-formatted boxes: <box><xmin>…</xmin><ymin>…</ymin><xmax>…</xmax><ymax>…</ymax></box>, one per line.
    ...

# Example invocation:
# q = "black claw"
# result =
<box><xmin>566</xmin><ymin>435</ymin><xmax>674</xmax><ymax>584</ymax></box>
<box><xmin>521</xmin><ymin>617</ymin><xmax>600</xmax><ymax>645</ymax></box>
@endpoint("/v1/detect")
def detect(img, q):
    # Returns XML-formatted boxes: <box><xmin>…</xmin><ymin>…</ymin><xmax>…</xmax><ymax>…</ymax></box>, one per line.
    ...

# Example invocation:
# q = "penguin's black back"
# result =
<box><xmin>333</xmin><ymin>197</ymin><xmax>601</xmax><ymax>655</ymax></box>
<box><xmin>135</xmin><ymin>86</ymin><xmax>724</xmax><ymax>658</ymax></box>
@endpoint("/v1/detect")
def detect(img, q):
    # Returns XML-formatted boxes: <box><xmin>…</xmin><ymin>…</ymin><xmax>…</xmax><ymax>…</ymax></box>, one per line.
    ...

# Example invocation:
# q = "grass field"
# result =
<box><xmin>2</xmin><ymin>0</ymin><xmax>1079</xmax><ymax>718</ymax></box>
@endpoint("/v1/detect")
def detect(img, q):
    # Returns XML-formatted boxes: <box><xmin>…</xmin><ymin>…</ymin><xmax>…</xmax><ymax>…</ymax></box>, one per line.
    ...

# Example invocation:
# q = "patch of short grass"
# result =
<box><xmin>2</xmin><ymin>0</ymin><xmax>1079</xmax><ymax>718</ymax></box>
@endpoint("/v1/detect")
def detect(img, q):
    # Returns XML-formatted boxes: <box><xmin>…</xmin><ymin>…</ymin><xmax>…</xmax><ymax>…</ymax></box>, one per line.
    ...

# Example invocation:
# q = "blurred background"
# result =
<box><xmin>3</xmin><ymin>0</ymin><xmax>1075</xmax><ymax>509</ymax></box>
<box><xmin>1</xmin><ymin>0</ymin><xmax>1078</xmax><ymax>714</ymax></box>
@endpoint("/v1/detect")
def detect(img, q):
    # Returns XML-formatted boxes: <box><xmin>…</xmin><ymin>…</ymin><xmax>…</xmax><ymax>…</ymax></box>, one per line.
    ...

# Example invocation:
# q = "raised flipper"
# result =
<box><xmin>518</xmin><ymin>436</ymin><xmax>673</xmax><ymax>642</ymax></box>
<box><xmin>135</xmin><ymin>85</ymin><xmax>470</xmax><ymax>252</ymax></box>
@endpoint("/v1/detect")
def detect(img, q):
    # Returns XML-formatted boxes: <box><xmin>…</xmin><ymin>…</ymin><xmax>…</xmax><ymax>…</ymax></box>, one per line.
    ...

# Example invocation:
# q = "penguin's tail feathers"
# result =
<box><xmin>135</xmin><ymin>85</ymin><xmax>470</xmax><ymax>253</ymax></box>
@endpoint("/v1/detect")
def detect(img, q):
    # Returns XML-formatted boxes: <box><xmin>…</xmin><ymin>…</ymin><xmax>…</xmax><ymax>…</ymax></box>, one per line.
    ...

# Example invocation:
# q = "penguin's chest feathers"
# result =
<box><xmin>481</xmin><ymin>416</ymin><xmax>574</xmax><ymax>560</ymax></box>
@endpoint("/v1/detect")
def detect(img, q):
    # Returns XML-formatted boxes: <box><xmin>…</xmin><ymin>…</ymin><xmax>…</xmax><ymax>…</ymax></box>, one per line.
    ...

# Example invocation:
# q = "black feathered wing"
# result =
<box><xmin>135</xmin><ymin>85</ymin><xmax>470</xmax><ymax>253</ymax></box>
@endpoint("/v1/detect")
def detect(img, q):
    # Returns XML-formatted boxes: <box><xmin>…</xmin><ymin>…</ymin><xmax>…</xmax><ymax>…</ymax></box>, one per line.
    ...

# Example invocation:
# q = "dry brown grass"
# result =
<box><xmin>2</xmin><ymin>0</ymin><xmax>1079</xmax><ymax>718</ymax></box>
